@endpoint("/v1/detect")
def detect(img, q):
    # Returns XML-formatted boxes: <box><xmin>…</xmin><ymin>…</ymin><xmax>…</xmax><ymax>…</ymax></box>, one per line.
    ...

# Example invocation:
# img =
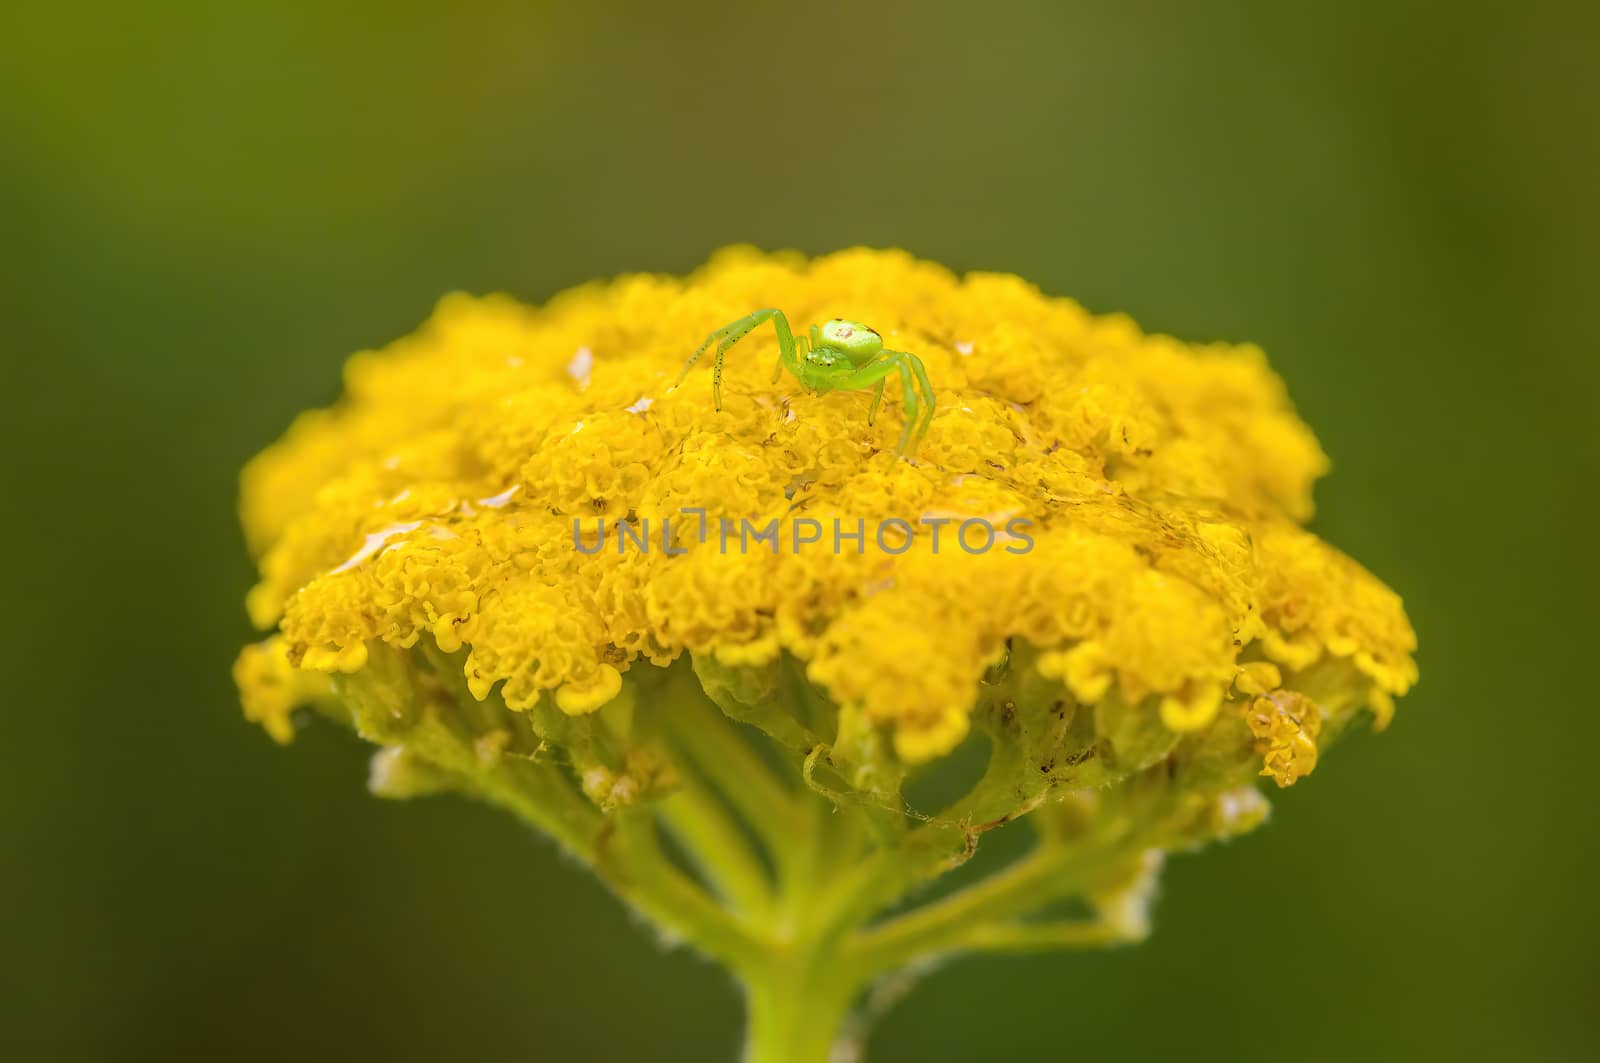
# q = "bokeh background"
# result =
<box><xmin>4</xmin><ymin>2</ymin><xmax>1596</xmax><ymax>1060</ymax></box>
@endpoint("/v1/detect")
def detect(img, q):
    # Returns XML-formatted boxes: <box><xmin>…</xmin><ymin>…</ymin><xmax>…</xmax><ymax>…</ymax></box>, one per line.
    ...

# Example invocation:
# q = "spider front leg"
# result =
<box><xmin>675</xmin><ymin>308</ymin><xmax>799</xmax><ymax>410</ymax></box>
<box><xmin>879</xmin><ymin>350</ymin><xmax>937</xmax><ymax>456</ymax></box>
<box><xmin>898</xmin><ymin>350</ymin><xmax>937</xmax><ymax>451</ymax></box>
<box><xmin>839</xmin><ymin>350</ymin><xmax>936</xmax><ymax>458</ymax></box>
<box><xmin>775</xmin><ymin>332</ymin><xmax>810</xmax><ymax>385</ymax></box>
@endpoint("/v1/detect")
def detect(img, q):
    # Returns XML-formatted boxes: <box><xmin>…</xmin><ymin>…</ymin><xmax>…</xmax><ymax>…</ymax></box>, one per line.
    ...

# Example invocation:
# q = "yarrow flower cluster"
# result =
<box><xmin>234</xmin><ymin>247</ymin><xmax>1416</xmax><ymax>1061</ymax></box>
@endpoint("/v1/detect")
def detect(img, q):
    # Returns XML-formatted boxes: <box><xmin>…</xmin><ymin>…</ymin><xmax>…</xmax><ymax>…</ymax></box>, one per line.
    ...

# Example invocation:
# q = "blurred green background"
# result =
<box><xmin>3</xmin><ymin>1</ymin><xmax>1596</xmax><ymax>1060</ymax></box>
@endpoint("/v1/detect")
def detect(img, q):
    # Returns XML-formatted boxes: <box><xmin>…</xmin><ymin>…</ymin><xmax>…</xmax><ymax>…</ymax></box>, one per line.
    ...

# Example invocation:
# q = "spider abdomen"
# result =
<box><xmin>819</xmin><ymin>319</ymin><xmax>883</xmax><ymax>364</ymax></box>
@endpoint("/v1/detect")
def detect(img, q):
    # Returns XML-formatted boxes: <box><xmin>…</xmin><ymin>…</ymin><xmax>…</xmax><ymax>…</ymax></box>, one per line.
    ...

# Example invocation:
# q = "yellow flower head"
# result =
<box><xmin>235</xmin><ymin>247</ymin><xmax>1415</xmax><ymax>780</ymax></box>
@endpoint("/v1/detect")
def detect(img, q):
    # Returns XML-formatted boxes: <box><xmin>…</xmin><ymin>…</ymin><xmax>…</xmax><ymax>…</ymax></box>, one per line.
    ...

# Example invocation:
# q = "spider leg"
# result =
<box><xmin>896</xmin><ymin>350</ymin><xmax>937</xmax><ymax>450</ymax></box>
<box><xmin>709</xmin><ymin>329</ymin><xmax>751</xmax><ymax>411</ymax></box>
<box><xmin>836</xmin><ymin>354</ymin><xmax>899</xmax><ymax>393</ymax></box>
<box><xmin>776</xmin><ymin>333</ymin><xmax>809</xmax><ymax>384</ymax></box>
<box><xmin>677</xmin><ymin>311</ymin><xmax>762</xmax><ymax>385</ymax></box>
<box><xmin>874</xmin><ymin>350</ymin><xmax>936</xmax><ymax>453</ymax></box>
<box><xmin>835</xmin><ymin>353</ymin><xmax>921</xmax><ymax>457</ymax></box>
<box><xmin>867</xmin><ymin>377</ymin><xmax>886</xmax><ymax>425</ymax></box>
<box><xmin>675</xmin><ymin>308</ymin><xmax>798</xmax><ymax>411</ymax></box>
<box><xmin>892</xmin><ymin>357</ymin><xmax>921</xmax><ymax>457</ymax></box>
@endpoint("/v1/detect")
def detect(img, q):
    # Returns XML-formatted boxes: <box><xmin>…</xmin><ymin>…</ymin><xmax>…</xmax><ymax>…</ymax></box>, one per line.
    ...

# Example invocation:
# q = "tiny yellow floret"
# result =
<box><xmin>1246</xmin><ymin>692</ymin><xmax>1323</xmax><ymax>787</ymax></box>
<box><xmin>233</xmin><ymin>636</ymin><xmax>334</xmax><ymax>743</ymax></box>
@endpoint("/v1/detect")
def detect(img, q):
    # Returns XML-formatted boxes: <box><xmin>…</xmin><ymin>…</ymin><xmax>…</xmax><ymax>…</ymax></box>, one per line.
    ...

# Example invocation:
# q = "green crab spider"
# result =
<box><xmin>674</xmin><ymin>309</ymin><xmax>935</xmax><ymax>458</ymax></box>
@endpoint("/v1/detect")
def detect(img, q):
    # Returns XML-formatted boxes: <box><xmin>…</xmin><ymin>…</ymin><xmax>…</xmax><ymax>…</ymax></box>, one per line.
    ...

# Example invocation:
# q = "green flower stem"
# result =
<box><xmin>656</xmin><ymin>779</ymin><xmax>775</xmax><ymax>919</ymax></box>
<box><xmin>740</xmin><ymin>950</ymin><xmax>861</xmax><ymax>1063</ymax></box>
<box><xmin>596</xmin><ymin>809</ymin><xmax>769</xmax><ymax>974</ymax></box>
<box><xmin>465</xmin><ymin>761</ymin><xmax>766</xmax><ymax>973</ymax></box>
<box><xmin>349</xmin><ymin>644</ymin><xmax>1173</xmax><ymax>1059</ymax></box>
<box><xmin>777</xmin><ymin>795</ymin><xmax>844</xmax><ymax>915</ymax></box>
<box><xmin>462</xmin><ymin>759</ymin><xmax>606</xmax><ymax>862</ymax></box>
<box><xmin>956</xmin><ymin>917</ymin><xmax>1140</xmax><ymax>953</ymax></box>
<box><xmin>657</xmin><ymin>672</ymin><xmax>809</xmax><ymax>862</ymax></box>
<box><xmin>337</xmin><ymin>658</ymin><xmax>607</xmax><ymax>861</ymax></box>
<box><xmin>844</xmin><ymin>839</ymin><xmax>1135</xmax><ymax>977</ymax></box>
